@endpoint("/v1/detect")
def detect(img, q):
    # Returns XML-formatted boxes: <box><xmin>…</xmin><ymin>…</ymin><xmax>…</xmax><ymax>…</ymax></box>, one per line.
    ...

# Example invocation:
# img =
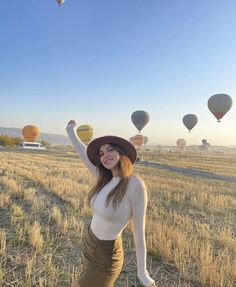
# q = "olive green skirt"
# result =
<box><xmin>78</xmin><ymin>224</ymin><xmax>124</xmax><ymax>287</ymax></box>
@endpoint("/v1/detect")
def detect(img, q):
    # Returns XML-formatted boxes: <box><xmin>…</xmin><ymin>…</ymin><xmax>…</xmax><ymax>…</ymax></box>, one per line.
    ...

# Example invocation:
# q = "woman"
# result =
<box><xmin>66</xmin><ymin>119</ymin><xmax>156</xmax><ymax>287</ymax></box>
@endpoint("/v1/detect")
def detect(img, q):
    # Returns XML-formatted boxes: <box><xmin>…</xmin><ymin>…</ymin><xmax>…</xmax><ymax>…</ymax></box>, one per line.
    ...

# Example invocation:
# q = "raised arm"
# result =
<box><xmin>130</xmin><ymin>178</ymin><xmax>155</xmax><ymax>287</ymax></box>
<box><xmin>66</xmin><ymin>120</ymin><xmax>98</xmax><ymax>178</ymax></box>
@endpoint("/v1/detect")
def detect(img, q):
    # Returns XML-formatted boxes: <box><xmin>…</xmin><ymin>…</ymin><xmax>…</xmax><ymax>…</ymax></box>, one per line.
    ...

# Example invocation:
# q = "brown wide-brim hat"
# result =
<box><xmin>87</xmin><ymin>135</ymin><xmax>137</xmax><ymax>166</ymax></box>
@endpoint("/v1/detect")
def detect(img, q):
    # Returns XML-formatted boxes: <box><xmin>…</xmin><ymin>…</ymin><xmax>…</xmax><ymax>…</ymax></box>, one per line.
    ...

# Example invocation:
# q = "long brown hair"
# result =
<box><xmin>87</xmin><ymin>143</ymin><xmax>134</xmax><ymax>209</ymax></box>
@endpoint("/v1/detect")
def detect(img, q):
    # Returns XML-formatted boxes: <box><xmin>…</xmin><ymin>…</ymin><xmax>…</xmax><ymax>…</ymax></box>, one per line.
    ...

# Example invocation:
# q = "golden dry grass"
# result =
<box><xmin>140</xmin><ymin>146</ymin><xmax>236</xmax><ymax>177</ymax></box>
<box><xmin>0</xmin><ymin>146</ymin><xmax>235</xmax><ymax>287</ymax></box>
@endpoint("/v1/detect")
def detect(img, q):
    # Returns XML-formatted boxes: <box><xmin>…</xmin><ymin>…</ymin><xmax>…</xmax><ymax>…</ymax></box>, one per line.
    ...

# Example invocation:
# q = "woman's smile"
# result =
<box><xmin>99</xmin><ymin>144</ymin><xmax>120</xmax><ymax>170</ymax></box>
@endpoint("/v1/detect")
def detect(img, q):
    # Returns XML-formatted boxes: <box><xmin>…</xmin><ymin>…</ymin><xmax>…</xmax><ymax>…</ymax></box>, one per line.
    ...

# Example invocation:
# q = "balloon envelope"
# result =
<box><xmin>202</xmin><ymin>139</ymin><xmax>207</xmax><ymax>145</ymax></box>
<box><xmin>22</xmin><ymin>125</ymin><xmax>40</xmax><ymax>142</ymax></box>
<box><xmin>143</xmin><ymin>136</ymin><xmax>148</xmax><ymax>145</ymax></box>
<box><xmin>131</xmin><ymin>110</ymin><xmax>149</xmax><ymax>132</ymax></box>
<box><xmin>183</xmin><ymin>114</ymin><xmax>198</xmax><ymax>132</ymax></box>
<box><xmin>176</xmin><ymin>138</ymin><xmax>186</xmax><ymax>149</ymax></box>
<box><xmin>208</xmin><ymin>94</ymin><xmax>233</xmax><ymax>122</ymax></box>
<box><xmin>56</xmin><ymin>0</ymin><xmax>65</xmax><ymax>5</ymax></box>
<box><xmin>132</xmin><ymin>134</ymin><xmax>144</xmax><ymax>147</ymax></box>
<box><xmin>76</xmin><ymin>125</ymin><xmax>93</xmax><ymax>145</ymax></box>
<box><xmin>129</xmin><ymin>136</ymin><xmax>135</xmax><ymax>144</ymax></box>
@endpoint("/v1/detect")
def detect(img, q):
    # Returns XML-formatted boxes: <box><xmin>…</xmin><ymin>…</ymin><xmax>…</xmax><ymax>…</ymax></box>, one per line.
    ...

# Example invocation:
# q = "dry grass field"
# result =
<box><xmin>0</xmin><ymin>146</ymin><xmax>235</xmax><ymax>287</ymax></box>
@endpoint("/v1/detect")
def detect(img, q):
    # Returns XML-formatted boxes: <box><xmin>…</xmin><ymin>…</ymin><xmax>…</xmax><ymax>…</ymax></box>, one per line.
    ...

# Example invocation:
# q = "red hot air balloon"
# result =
<box><xmin>208</xmin><ymin>94</ymin><xmax>233</xmax><ymax>122</ymax></box>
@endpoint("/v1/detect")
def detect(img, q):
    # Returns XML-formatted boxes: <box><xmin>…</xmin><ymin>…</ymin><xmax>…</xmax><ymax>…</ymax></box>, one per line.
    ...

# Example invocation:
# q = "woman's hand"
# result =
<box><xmin>148</xmin><ymin>283</ymin><xmax>156</xmax><ymax>287</ymax></box>
<box><xmin>67</xmin><ymin>119</ymin><xmax>76</xmax><ymax>127</ymax></box>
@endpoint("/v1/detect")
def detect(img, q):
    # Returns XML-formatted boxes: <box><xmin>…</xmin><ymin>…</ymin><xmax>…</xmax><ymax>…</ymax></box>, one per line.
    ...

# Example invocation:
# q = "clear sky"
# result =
<box><xmin>0</xmin><ymin>1</ymin><xmax>235</xmax><ymax>146</ymax></box>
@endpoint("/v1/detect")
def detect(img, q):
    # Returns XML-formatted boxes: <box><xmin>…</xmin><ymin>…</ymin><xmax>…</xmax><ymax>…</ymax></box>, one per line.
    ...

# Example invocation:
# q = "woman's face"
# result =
<box><xmin>98</xmin><ymin>144</ymin><xmax>120</xmax><ymax>170</ymax></box>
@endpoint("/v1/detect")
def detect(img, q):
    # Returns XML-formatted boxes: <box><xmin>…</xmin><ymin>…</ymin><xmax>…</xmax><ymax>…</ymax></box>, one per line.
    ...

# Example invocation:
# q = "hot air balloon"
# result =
<box><xmin>129</xmin><ymin>137</ymin><xmax>135</xmax><ymax>145</ymax></box>
<box><xmin>76</xmin><ymin>125</ymin><xmax>93</xmax><ymax>145</ymax></box>
<box><xmin>176</xmin><ymin>139</ymin><xmax>186</xmax><ymax>149</ymax></box>
<box><xmin>143</xmin><ymin>136</ymin><xmax>148</xmax><ymax>145</ymax></box>
<box><xmin>133</xmin><ymin>134</ymin><xmax>144</xmax><ymax>147</ymax></box>
<box><xmin>202</xmin><ymin>139</ymin><xmax>207</xmax><ymax>146</ymax></box>
<box><xmin>131</xmin><ymin>110</ymin><xmax>149</xmax><ymax>132</ymax></box>
<box><xmin>56</xmin><ymin>0</ymin><xmax>65</xmax><ymax>6</ymax></box>
<box><xmin>208</xmin><ymin>94</ymin><xmax>233</xmax><ymax>122</ymax></box>
<box><xmin>129</xmin><ymin>137</ymin><xmax>137</xmax><ymax>149</ymax></box>
<box><xmin>183</xmin><ymin>114</ymin><xmax>198</xmax><ymax>132</ymax></box>
<box><xmin>22</xmin><ymin>125</ymin><xmax>40</xmax><ymax>142</ymax></box>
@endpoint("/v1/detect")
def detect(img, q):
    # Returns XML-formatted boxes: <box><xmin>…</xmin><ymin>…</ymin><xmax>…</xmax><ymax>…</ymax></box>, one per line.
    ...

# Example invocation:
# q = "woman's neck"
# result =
<box><xmin>111</xmin><ymin>167</ymin><xmax>120</xmax><ymax>177</ymax></box>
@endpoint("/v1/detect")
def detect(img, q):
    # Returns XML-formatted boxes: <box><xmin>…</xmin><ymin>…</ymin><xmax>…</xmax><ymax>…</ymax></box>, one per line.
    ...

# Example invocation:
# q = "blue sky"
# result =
<box><xmin>0</xmin><ymin>1</ymin><xmax>235</xmax><ymax>145</ymax></box>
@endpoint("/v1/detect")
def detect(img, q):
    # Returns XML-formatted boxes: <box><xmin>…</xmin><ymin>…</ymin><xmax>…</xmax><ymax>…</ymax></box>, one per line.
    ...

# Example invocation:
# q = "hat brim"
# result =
<box><xmin>87</xmin><ymin>135</ymin><xmax>137</xmax><ymax>166</ymax></box>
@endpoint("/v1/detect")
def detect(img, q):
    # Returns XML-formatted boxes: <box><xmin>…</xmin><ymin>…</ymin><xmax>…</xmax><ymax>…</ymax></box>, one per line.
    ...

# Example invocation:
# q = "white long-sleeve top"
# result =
<box><xmin>66</xmin><ymin>125</ymin><xmax>155</xmax><ymax>287</ymax></box>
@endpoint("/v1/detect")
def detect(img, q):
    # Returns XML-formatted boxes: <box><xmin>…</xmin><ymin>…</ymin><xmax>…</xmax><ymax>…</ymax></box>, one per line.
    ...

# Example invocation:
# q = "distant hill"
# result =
<box><xmin>0</xmin><ymin>127</ymin><xmax>70</xmax><ymax>146</ymax></box>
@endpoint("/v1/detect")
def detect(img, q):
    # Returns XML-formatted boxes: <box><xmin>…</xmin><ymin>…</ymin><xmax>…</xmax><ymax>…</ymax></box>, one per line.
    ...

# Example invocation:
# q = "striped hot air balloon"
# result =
<box><xmin>76</xmin><ymin>125</ymin><xmax>93</xmax><ymax>146</ymax></box>
<box><xmin>22</xmin><ymin>125</ymin><xmax>40</xmax><ymax>142</ymax></box>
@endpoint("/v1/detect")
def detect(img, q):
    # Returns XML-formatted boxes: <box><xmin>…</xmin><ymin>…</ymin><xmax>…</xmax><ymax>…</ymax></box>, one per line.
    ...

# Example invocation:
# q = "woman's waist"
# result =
<box><xmin>90</xmin><ymin>217</ymin><xmax>128</xmax><ymax>241</ymax></box>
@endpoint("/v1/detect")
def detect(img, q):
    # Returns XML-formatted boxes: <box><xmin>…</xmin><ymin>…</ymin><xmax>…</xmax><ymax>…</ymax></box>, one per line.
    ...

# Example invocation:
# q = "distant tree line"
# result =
<box><xmin>0</xmin><ymin>135</ymin><xmax>50</xmax><ymax>147</ymax></box>
<box><xmin>0</xmin><ymin>135</ymin><xmax>22</xmax><ymax>146</ymax></box>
